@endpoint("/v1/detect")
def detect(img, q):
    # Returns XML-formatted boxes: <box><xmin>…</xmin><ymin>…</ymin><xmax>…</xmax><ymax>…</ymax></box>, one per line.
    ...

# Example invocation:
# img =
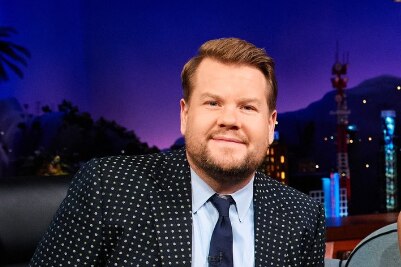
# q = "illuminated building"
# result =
<box><xmin>263</xmin><ymin>131</ymin><xmax>289</xmax><ymax>184</ymax></box>
<box><xmin>381</xmin><ymin>110</ymin><xmax>397</xmax><ymax>211</ymax></box>
<box><xmin>310</xmin><ymin>173</ymin><xmax>348</xmax><ymax>218</ymax></box>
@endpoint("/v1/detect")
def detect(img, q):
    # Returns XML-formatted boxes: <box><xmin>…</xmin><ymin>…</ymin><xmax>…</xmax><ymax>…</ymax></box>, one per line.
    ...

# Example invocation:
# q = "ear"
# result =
<box><xmin>268</xmin><ymin>109</ymin><xmax>277</xmax><ymax>145</ymax></box>
<box><xmin>180</xmin><ymin>98</ymin><xmax>189</xmax><ymax>136</ymax></box>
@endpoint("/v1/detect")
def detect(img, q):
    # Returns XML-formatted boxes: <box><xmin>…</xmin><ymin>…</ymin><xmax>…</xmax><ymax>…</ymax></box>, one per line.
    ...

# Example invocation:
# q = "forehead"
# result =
<box><xmin>192</xmin><ymin>58</ymin><xmax>269</xmax><ymax>97</ymax></box>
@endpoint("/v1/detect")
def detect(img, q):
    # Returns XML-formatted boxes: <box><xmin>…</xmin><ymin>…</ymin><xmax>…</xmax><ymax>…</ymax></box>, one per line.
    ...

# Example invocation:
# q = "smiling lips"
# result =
<box><xmin>211</xmin><ymin>135</ymin><xmax>246</xmax><ymax>145</ymax></box>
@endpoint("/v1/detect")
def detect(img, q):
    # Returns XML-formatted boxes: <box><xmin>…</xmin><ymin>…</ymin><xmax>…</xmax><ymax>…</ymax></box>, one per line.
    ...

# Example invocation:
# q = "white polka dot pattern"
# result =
<box><xmin>253</xmin><ymin>175</ymin><xmax>325</xmax><ymax>266</ymax></box>
<box><xmin>29</xmin><ymin>148</ymin><xmax>325</xmax><ymax>266</ymax></box>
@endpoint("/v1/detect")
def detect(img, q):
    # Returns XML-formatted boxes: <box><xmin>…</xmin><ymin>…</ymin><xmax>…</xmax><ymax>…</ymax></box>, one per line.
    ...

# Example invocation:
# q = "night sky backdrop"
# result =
<box><xmin>1</xmin><ymin>0</ymin><xmax>400</xmax><ymax>149</ymax></box>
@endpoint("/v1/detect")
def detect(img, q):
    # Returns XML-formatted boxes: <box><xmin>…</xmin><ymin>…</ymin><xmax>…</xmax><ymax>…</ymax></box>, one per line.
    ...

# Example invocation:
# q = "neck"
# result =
<box><xmin>189</xmin><ymin>161</ymin><xmax>254</xmax><ymax>195</ymax></box>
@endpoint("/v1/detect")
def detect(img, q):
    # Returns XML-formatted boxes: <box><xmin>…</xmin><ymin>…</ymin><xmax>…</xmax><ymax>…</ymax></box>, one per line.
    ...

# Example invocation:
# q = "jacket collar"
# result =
<box><xmin>253</xmin><ymin>172</ymin><xmax>292</xmax><ymax>265</ymax></box>
<box><xmin>150</xmin><ymin>149</ymin><xmax>293</xmax><ymax>265</ymax></box>
<box><xmin>150</xmin><ymin>149</ymin><xmax>193</xmax><ymax>266</ymax></box>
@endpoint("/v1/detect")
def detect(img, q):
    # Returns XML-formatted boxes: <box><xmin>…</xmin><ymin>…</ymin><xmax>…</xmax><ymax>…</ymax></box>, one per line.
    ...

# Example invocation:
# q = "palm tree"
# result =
<box><xmin>0</xmin><ymin>26</ymin><xmax>30</xmax><ymax>83</ymax></box>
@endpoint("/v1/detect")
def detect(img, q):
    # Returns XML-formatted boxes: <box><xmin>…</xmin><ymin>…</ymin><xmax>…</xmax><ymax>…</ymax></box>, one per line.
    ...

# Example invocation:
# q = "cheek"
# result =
<box><xmin>247</xmin><ymin>124</ymin><xmax>266</xmax><ymax>140</ymax></box>
<box><xmin>248</xmin><ymin>121</ymin><xmax>270</xmax><ymax>146</ymax></box>
<box><xmin>184</xmin><ymin>115</ymin><xmax>205</xmax><ymax>137</ymax></box>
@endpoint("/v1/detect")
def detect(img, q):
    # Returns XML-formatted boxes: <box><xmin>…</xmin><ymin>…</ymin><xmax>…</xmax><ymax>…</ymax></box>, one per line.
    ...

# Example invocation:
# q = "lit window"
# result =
<box><xmin>281</xmin><ymin>172</ymin><xmax>285</xmax><ymax>179</ymax></box>
<box><xmin>280</xmin><ymin>156</ymin><xmax>285</xmax><ymax>163</ymax></box>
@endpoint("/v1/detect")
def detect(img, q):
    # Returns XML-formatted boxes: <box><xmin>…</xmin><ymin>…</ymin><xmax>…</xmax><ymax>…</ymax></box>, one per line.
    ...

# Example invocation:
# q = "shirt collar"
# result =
<box><xmin>191</xmin><ymin>168</ymin><xmax>254</xmax><ymax>222</ymax></box>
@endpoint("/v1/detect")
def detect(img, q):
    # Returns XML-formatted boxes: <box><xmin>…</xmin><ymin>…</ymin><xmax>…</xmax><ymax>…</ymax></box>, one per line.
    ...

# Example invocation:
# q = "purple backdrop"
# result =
<box><xmin>1</xmin><ymin>0</ymin><xmax>400</xmax><ymax>148</ymax></box>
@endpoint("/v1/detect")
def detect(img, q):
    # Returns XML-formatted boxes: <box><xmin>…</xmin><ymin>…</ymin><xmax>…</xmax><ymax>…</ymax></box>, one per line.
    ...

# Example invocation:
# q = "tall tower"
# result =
<box><xmin>330</xmin><ymin>48</ymin><xmax>351</xmax><ymax>204</ymax></box>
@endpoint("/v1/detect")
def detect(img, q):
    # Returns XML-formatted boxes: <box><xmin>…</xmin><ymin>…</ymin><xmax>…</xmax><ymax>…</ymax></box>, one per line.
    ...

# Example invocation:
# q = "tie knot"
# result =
<box><xmin>210</xmin><ymin>194</ymin><xmax>234</xmax><ymax>217</ymax></box>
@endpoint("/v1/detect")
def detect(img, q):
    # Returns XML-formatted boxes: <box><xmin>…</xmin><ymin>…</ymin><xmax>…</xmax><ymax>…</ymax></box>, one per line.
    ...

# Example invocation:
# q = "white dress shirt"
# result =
<box><xmin>191</xmin><ymin>168</ymin><xmax>255</xmax><ymax>267</ymax></box>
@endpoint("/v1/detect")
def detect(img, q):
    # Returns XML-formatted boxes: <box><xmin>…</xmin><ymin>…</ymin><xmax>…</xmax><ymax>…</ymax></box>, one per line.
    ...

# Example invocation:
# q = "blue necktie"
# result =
<box><xmin>208</xmin><ymin>194</ymin><xmax>234</xmax><ymax>267</ymax></box>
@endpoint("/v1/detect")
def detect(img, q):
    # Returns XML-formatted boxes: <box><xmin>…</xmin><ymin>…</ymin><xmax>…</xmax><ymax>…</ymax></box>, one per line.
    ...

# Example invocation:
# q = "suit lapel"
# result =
<box><xmin>150</xmin><ymin>149</ymin><xmax>193</xmax><ymax>266</ymax></box>
<box><xmin>149</xmin><ymin>151</ymin><xmax>296</xmax><ymax>266</ymax></box>
<box><xmin>253</xmin><ymin>173</ymin><xmax>292</xmax><ymax>266</ymax></box>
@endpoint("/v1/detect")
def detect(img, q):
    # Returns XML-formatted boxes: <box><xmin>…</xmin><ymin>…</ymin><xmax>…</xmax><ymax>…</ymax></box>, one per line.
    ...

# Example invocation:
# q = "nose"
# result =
<box><xmin>217</xmin><ymin>106</ymin><xmax>240</xmax><ymax>129</ymax></box>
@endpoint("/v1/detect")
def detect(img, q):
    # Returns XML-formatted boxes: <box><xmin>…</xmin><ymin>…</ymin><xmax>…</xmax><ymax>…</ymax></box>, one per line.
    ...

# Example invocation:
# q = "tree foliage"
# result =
<box><xmin>0</xmin><ymin>26</ymin><xmax>30</xmax><ymax>83</ymax></box>
<box><xmin>13</xmin><ymin>100</ymin><xmax>159</xmax><ymax>176</ymax></box>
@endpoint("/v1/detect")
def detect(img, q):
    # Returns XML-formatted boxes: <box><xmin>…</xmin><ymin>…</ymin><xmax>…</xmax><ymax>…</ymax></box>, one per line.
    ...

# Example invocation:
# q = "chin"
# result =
<box><xmin>209</xmin><ymin>154</ymin><xmax>247</xmax><ymax>169</ymax></box>
<box><xmin>209</xmin><ymin>145</ymin><xmax>247</xmax><ymax>157</ymax></box>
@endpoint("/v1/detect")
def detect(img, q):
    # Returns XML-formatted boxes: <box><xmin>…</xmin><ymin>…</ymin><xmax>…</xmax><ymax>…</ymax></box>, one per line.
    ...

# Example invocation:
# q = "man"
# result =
<box><xmin>30</xmin><ymin>38</ymin><xmax>325</xmax><ymax>266</ymax></box>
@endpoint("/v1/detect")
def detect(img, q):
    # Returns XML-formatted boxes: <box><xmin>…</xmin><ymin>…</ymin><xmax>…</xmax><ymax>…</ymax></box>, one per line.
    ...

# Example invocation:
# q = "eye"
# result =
<box><xmin>242</xmin><ymin>105</ymin><xmax>256</xmax><ymax>111</ymax></box>
<box><xmin>206</xmin><ymin>101</ymin><xmax>218</xmax><ymax>107</ymax></box>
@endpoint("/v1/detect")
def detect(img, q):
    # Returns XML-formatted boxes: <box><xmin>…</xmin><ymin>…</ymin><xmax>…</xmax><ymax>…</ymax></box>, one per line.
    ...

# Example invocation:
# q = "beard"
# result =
<box><xmin>185</xmin><ymin>133</ymin><xmax>267</xmax><ymax>185</ymax></box>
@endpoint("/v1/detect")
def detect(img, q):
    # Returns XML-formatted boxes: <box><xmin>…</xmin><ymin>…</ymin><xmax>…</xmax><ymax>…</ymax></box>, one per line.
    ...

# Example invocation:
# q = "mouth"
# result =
<box><xmin>211</xmin><ymin>136</ymin><xmax>246</xmax><ymax>145</ymax></box>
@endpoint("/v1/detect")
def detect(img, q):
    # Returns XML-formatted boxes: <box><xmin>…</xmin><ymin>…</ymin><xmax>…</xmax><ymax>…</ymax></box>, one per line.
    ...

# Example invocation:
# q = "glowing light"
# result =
<box><xmin>349</xmin><ymin>139</ymin><xmax>354</xmax><ymax>144</ymax></box>
<box><xmin>315</xmin><ymin>164</ymin><xmax>319</xmax><ymax>169</ymax></box>
<box><xmin>330</xmin><ymin>136</ymin><xmax>334</xmax><ymax>140</ymax></box>
<box><xmin>362</xmin><ymin>99</ymin><xmax>367</xmax><ymax>104</ymax></box>
<box><xmin>397</xmin><ymin>85</ymin><xmax>401</xmax><ymax>90</ymax></box>
<box><xmin>280</xmin><ymin>155</ymin><xmax>285</xmax><ymax>163</ymax></box>
<box><xmin>324</xmin><ymin>137</ymin><xmax>328</xmax><ymax>141</ymax></box>
<box><xmin>347</xmin><ymin>125</ymin><xmax>357</xmax><ymax>131</ymax></box>
<box><xmin>365</xmin><ymin>164</ymin><xmax>370</xmax><ymax>168</ymax></box>
<box><xmin>322</xmin><ymin>173</ymin><xmax>342</xmax><ymax>218</ymax></box>
<box><xmin>275</xmin><ymin>121</ymin><xmax>278</xmax><ymax>125</ymax></box>
<box><xmin>368</xmin><ymin>137</ymin><xmax>372</xmax><ymax>141</ymax></box>
<box><xmin>381</xmin><ymin>110</ymin><xmax>397</xmax><ymax>211</ymax></box>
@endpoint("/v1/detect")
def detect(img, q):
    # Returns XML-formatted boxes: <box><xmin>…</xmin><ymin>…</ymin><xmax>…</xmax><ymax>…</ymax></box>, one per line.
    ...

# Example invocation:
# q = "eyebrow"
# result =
<box><xmin>199</xmin><ymin>92</ymin><xmax>221</xmax><ymax>100</ymax></box>
<box><xmin>237</xmin><ymin>97</ymin><xmax>261</xmax><ymax>104</ymax></box>
<box><xmin>200</xmin><ymin>93</ymin><xmax>261</xmax><ymax>104</ymax></box>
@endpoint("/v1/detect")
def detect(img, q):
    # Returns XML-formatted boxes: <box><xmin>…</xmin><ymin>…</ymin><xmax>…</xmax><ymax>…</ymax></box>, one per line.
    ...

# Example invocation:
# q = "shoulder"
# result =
<box><xmin>64</xmin><ymin>149</ymin><xmax>188</xmax><ymax>211</ymax></box>
<box><xmin>254</xmin><ymin>172</ymin><xmax>322</xmax><ymax>216</ymax></box>
<box><xmin>85</xmin><ymin>148</ymin><xmax>186</xmax><ymax>174</ymax></box>
<box><xmin>76</xmin><ymin>148</ymin><xmax>188</xmax><ymax>189</ymax></box>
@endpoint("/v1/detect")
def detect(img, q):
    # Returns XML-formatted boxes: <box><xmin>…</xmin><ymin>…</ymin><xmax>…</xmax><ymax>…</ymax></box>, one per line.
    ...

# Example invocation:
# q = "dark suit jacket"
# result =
<box><xmin>30</xmin><ymin>149</ymin><xmax>325</xmax><ymax>266</ymax></box>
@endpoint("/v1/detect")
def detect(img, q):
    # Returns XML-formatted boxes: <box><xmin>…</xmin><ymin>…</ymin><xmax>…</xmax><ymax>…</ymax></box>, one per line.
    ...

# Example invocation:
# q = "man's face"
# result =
<box><xmin>180</xmin><ymin>58</ymin><xmax>277</xmax><ymax>187</ymax></box>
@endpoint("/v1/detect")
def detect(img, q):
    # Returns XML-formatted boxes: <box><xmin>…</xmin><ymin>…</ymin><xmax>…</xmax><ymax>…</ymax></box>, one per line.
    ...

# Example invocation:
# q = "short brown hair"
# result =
<box><xmin>181</xmin><ymin>37</ymin><xmax>278</xmax><ymax>111</ymax></box>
